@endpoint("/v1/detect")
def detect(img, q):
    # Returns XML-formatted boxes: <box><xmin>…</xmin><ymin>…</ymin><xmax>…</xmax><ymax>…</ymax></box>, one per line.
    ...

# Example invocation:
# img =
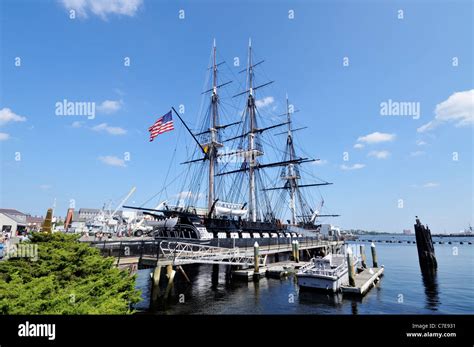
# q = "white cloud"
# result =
<box><xmin>98</xmin><ymin>155</ymin><xmax>126</xmax><ymax>167</ymax></box>
<box><xmin>97</xmin><ymin>99</ymin><xmax>122</xmax><ymax>114</ymax></box>
<box><xmin>423</xmin><ymin>182</ymin><xmax>439</xmax><ymax>188</ymax></box>
<box><xmin>353</xmin><ymin>143</ymin><xmax>364</xmax><ymax>149</ymax></box>
<box><xmin>357</xmin><ymin>132</ymin><xmax>396</xmax><ymax>144</ymax></box>
<box><xmin>255</xmin><ymin>96</ymin><xmax>274</xmax><ymax>108</ymax></box>
<box><xmin>312</xmin><ymin>159</ymin><xmax>328</xmax><ymax>166</ymax></box>
<box><xmin>410</xmin><ymin>151</ymin><xmax>425</xmax><ymax>157</ymax></box>
<box><xmin>71</xmin><ymin>121</ymin><xmax>83</xmax><ymax>128</ymax></box>
<box><xmin>340</xmin><ymin>163</ymin><xmax>365</xmax><ymax>170</ymax></box>
<box><xmin>416</xmin><ymin>140</ymin><xmax>427</xmax><ymax>146</ymax></box>
<box><xmin>92</xmin><ymin>123</ymin><xmax>126</xmax><ymax>135</ymax></box>
<box><xmin>0</xmin><ymin>133</ymin><xmax>10</xmax><ymax>141</ymax></box>
<box><xmin>412</xmin><ymin>182</ymin><xmax>440</xmax><ymax>189</ymax></box>
<box><xmin>368</xmin><ymin>150</ymin><xmax>390</xmax><ymax>159</ymax></box>
<box><xmin>39</xmin><ymin>184</ymin><xmax>52</xmax><ymax>190</ymax></box>
<box><xmin>0</xmin><ymin>108</ymin><xmax>26</xmax><ymax>126</ymax></box>
<box><xmin>417</xmin><ymin>89</ymin><xmax>474</xmax><ymax>133</ymax></box>
<box><xmin>60</xmin><ymin>0</ymin><xmax>143</xmax><ymax>20</ymax></box>
<box><xmin>417</xmin><ymin>121</ymin><xmax>434</xmax><ymax>133</ymax></box>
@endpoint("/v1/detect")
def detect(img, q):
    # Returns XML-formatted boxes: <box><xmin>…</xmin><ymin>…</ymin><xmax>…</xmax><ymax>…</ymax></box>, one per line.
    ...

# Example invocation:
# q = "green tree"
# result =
<box><xmin>0</xmin><ymin>233</ymin><xmax>141</xmax><ymax>314</ymax></box>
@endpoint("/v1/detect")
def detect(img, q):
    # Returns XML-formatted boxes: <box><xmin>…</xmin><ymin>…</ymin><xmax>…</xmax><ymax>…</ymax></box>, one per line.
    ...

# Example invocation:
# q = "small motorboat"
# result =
<box><xmin>296</xmin><ymin>253</ymin><xmax>356</xmax><ymax>292</ymax></box>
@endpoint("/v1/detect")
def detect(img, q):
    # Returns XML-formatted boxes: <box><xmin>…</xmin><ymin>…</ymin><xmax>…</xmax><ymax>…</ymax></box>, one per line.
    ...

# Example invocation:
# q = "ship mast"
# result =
<box><xmin>177</xmin><ymin>40</ymin><xmax>241</xmax><ymax>215</ymax></box>
<box><xmin>261</xmin><ymin>95</ymin><xmax>338</xmax><ymax>225</ymax></box>
<box><xmin>247</xmin><ymin>38</ymin><xmax>258</xmax><ymax>222</ymax></box>
<box><xmin>218</xmin><ymin>40</ymin><xmax>315</xmax><ymax>222</ymax></box>
<box><xmin>208</xmin><ymin>39</ymin><xmax>222</xmax><ymax>217</ymax></box>
<box><xmin>285</xmin><ymin>95</ymin><xmax>297</xmax><ymax>225</ymax></box>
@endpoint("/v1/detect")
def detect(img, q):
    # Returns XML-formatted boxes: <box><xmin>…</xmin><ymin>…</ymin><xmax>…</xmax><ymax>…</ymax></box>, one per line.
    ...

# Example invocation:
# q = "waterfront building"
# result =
<box><xmin>0</xmin><ymin>209</ymin><xmax>27</xmax><ymax>235</ymax></box>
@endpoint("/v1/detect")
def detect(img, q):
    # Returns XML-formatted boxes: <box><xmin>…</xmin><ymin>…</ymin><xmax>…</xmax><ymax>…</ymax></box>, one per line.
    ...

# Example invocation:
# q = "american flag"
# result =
<box><xmin>148</xmin><ymin>111</ymin><xmax>174</xmax><ymax>141</ymax></box>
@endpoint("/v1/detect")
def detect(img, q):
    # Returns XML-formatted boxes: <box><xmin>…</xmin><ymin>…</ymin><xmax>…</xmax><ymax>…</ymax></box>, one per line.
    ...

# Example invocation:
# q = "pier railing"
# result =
<box><xmin>89</xmin><ymin>236</ymin><xmax>339</xmax><ymax>262</ymax></box>
<box><xmin>159</xmin><ymin>241</ymin><xmax>266</xmax><ymax>266</ymax></box>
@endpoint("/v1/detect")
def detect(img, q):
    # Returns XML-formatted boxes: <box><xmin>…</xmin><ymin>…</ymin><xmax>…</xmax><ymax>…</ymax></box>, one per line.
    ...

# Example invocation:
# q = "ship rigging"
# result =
<box><xmin>126</xmin><ymin>39</ymin><xmax>339</xmax><ymax>241</ymax></box>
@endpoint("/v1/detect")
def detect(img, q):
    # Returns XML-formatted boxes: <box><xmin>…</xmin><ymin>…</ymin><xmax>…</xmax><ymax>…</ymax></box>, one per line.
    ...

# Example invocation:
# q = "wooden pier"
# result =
<box><xmin>98</xmin><ymin>238</ymin><xmax>389</xmax><ymax>305</ymax></box>
<box><xmin>231</xmin><ymin>260</ymin><xmax>311</xmax><ymax>280</ymax></box>
<box><xmin>341</xmin><ymin>267</ymin><xmax>384</xmax><ymax>295</ymax></box>
<box><xmin>89</xmin><ymin>237</ymin><xmax>343</xmax><ymax>271</ymax></box>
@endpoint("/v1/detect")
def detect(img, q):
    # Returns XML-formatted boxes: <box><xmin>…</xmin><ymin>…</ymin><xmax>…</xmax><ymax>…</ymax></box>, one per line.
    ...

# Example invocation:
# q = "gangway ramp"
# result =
<box><xmin>159</xmin><ymin>241</ymin><xmax>266</xmax><ymax>266</ymax></box>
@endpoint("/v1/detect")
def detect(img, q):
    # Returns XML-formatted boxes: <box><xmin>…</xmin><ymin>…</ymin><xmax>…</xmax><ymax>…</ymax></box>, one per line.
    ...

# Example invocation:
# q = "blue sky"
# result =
<box><xmin>0</xmin><ymin>0</ymin><xmax>472</xmax><ymax>233</ymax></box>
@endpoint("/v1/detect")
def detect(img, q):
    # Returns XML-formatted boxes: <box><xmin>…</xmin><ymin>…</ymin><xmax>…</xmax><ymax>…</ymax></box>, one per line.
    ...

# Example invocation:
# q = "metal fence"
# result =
<box><xmin>89</xmin><ymin>236</ymin><xmax>337</xmax><ymax>261</ymax></box>
<box><xmin>90</xmin><ymin>240</ymin><xmax>160</xmax><ymax>261</ymax></box>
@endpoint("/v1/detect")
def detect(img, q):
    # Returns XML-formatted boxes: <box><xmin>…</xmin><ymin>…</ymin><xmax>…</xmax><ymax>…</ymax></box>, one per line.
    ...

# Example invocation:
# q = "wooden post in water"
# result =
<box><xmin>253</xmin><ymin>242</ymin><xmax>260</xmax><ymax>276</ymax></box>
<box><xmin>346</xmin><ymin>247</ymin><xmax>356</xmax><ymax>287</ymax></box>
<box><xmin>151</xmin><ymin>265</ymin><xmax>162</xmax><ymax>301</ymax></box>
<box><xmin>164</xmin><ymin>265</ymin><xmax>176</xmax><ymax>300</ymax></box>
<box><xmin>291</xmin><ymin>240</ymin><xmax>296</xmax><ymax>260</ymax></box>
<box><xmin>371</xmin><ymin>242</ymin><xmax>378</xmax><ymax>268</ymax></box>
<box><xmin>177</xmin><ymin>265</ymin><xmax>191</xmax><ymax>284</ymax></box>
<box><xmin>414</xmin><ymin>216</ymin><xmax>437</xmax><ymax>272</ymax></box>
<box><xmin>360</xmin><ymin>244</ymin><xmax>367</xmax><ymax>268</ymax></box>
<box><xmin>294</xmin><ymin>240</ymin><xmax>300</xmax><ymax>263</ymax></box>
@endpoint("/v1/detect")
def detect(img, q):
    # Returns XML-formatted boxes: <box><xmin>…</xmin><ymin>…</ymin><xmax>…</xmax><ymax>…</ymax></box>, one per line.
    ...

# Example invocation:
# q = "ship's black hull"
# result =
<box><xmin>202</xmin><ymin>217</ymin><xmax>317</xmax><ymax>238</ymax></box>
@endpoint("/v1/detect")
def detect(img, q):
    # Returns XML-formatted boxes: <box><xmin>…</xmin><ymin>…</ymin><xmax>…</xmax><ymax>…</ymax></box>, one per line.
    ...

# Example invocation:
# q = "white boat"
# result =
<box><xmin>214</xmin><ymin>201</ymin><xmax>248</xmax><ymax>218</ymax></box>
<box><xmin>296</xmin><ymin>253</ymin><xmax>351</xmax><ymax>292</ymax></box>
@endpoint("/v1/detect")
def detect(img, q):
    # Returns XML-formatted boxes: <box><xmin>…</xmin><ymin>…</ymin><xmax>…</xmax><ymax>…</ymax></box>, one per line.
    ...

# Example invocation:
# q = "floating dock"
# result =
<box><xmin>265</xmin><ymin>261</ymin><xmax>309</xmax><ymax>278</ymax></box>
<box><xmin>232</xmin><ymin>267</ymin><xmax>267</xmax><ymax>280</ymax></box>
<box><xmin>341</xmin><ymin>267</ymin><xmax>384</xmax><ymax>295</ymax></box>
<box><xmin>266</xmin><ymin>265</ymin><xmax>294</xmax><ymax>278</ymax></box>
<box><xmin>232</xmin><ymin>261</ymin><xmax>311</xmax><ymax>280</ymax></box>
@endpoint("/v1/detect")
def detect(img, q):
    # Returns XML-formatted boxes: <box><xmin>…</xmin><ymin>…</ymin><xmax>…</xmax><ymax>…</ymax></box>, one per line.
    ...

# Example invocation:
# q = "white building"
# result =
<box><xmin>318</xmin><ymin>224</ymin><xmax>341</xmax><ymax>238</ymax></box>
<box><xmin>0</xmin><ymin>209</ymin><xmax>27</xmax><ymax>235</ymax></box>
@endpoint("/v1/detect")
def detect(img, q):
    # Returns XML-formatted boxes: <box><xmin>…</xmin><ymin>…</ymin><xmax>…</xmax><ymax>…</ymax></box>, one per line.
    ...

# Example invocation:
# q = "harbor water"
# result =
<box><xmin>134</xmin><ymin>235</ymin><xmax>474</xmax><ymax>314</ymax></box>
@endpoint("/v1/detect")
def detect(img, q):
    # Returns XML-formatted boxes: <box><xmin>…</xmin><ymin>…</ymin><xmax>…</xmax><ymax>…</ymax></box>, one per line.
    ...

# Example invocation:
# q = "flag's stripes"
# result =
<box><xmin>148</xmin><ymin>111</ymin><xmax>174</xmax><ymax>141</ymax></box>
<box><xmin>150</xmin><ymin>121</ymin><xmax>174</xmax><ymax>135</ymax></box>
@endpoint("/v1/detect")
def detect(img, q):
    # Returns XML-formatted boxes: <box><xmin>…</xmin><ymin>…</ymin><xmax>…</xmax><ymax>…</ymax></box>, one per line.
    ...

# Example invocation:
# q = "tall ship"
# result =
<box><xmin>126</xmin><ymin>40</ymin><xmax>339</xmax><ymax>242</ymax></box>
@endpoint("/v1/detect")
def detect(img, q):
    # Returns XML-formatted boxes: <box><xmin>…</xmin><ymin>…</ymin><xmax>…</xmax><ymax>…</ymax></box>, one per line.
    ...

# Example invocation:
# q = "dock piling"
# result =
<box><xmin>151</xmin><ymin>265</ymin><xmax>162</xmax><ymax>301</ymax></box>
<box><xmin>291</xmin><ymin>240</ymin><xmax>296</xmax><ymax>260</ymax></box>
<box><xmin>347</xmin><ymin>247</ymin><xmax>356</xmax><ymax>287</ymax></box>
<box><xmin>360</xmin><ymin>244</ymin><xmax>367</xmax><ymax>268</ymax></box>
<box><xmin>414</xmin><ymin>216</ymin><xmax>437</xmax><ymax>272</ymax></box>
<box><xmin>164</xmin><ymin>265</ymin><xmax>176</xmax><ymax>300</ymax></box>
<box><xmin>253</xmin><ymin>242</ymin><xmax>260</xmax><ymax>276</ymax></box>
<box><xmin>371</xmin><ymin>242</ymin><xmax>378</xmax><ymax>268</ymax></box>
<box><xmin>295</xmin><ymin>240</ymin><xmax>300</xmax><ymax>263</ymax></box>
<box><xmin>166</xmin><ymin>264</ymin><xmax>173</xmax><ymax>278</ymax></box>
<box><xmin>177</xmin><ymin>265</ymin><xmax>191</xmax><ymax>284</ymax></box>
